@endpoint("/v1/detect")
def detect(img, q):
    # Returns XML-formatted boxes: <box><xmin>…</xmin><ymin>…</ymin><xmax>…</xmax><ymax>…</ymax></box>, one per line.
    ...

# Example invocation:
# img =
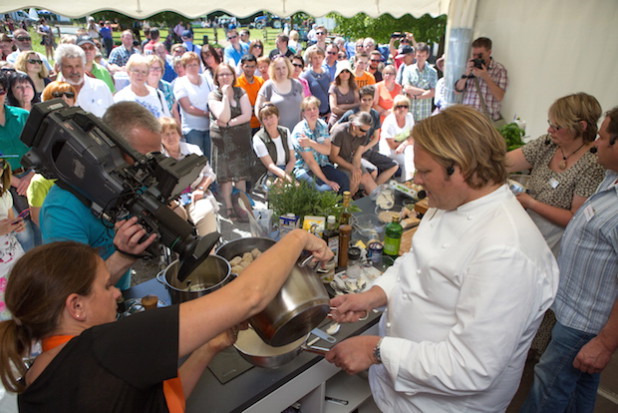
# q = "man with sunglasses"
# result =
<box><xmin>77</xmin><ymin>35</ymin><xmax>115</xmax><ymax>93</ymax></box>
<box><xmin>323</xmin><ymin>44</ymin><xmax>339</xmax><ymax>82</ymax></box>
<box><xmin>368</xmin><ymin>50</ymin><xmax>383</xmax><ymax>82</ymax></box>
<box><xmin>329</xmin><ymin>112</ymin><xmax>382</xmax><ymax>196</ymax></box>
<box><xmin>6</xmin><ymin>29</ymin><xmax>54</xmax><ymax>75</ymax></box>
<box><xmin>223</xmin><ymin>29</ymin><xmax>248</xmax><ymax>66</ymax></box>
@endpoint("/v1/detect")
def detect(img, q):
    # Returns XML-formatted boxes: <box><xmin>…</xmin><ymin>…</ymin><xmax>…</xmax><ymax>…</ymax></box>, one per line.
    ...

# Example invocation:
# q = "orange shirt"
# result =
<box><xmin>354</xmin><ymin>71</ymin><xmax>376</xmax><ymax>89</ymax></box>
<box><xmin>236</xmin><ymin>74</ymin><xmax>265</xmax><ymax>129</ymax></box>
<box><xmin>375</xmin><ymin>81</ymin><xmax>403</xmax><ymax>123</ymax></box>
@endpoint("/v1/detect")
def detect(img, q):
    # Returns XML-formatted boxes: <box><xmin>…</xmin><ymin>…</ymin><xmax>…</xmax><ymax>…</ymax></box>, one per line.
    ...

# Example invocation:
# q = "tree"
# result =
<box><xmin>328</xmin><ymin>13</ymin><xmax>446</xmax><ymax>45</ymax></box>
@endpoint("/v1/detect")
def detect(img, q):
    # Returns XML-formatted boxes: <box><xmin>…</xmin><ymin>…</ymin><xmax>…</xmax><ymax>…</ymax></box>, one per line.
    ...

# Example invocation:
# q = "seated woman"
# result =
<box><xmin>252</xmin><ymin>103</ymin><xmax>296</xmax><ymax>192</ymax></box>
<box><xmin>13</xmin><ymin>51</ymin><xmax>51</xmax><ymax>101</ymax></box>
<box><xmin>380</xmin><ymin>94</ymin><xmax>415</xmax><ymax>181</ymax></box>
<box><xmin>114</xmin><ymin>54</ymin><xmax>170</xmax><ymax>119</ymax></box>
<box><xmin>160</xmin><ymin>117</ymin><xmax>219</xmax><ymax>236</ymax></box>
<box><xmin>291</xmin><ymin>96</ymin><xmax>349</xmax><ymax>193</ymax></box>
<box><xmin>506</xmin><ymin>92</ymin><xmax>604</xmax><ymax>256</ymax></box>
<box><xmin>0</xmin><ymin>233</ymin><xmax>331</xmax><ymax>411</ymax></box>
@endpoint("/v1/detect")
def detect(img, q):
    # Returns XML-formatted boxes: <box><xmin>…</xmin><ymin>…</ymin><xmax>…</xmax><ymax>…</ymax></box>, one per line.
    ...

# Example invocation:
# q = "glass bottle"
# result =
<box><xmin>339</xmin><ymin>191</ymin><xmax>351</xmax><ymax>226</ymax></box>
<box><xmin>346</xmin><ymin>247</ymin><xmax>362</xmax><ymax>279</ymax></box>
<box><xmin>383</xmin><ymin>216</ymin><xmax>403</xmax><ymax>258</ymax></box>
<box><xmin>323</xmin><ymin>215</ymin><xmax>339</xmax><ymax>264</ymax></box>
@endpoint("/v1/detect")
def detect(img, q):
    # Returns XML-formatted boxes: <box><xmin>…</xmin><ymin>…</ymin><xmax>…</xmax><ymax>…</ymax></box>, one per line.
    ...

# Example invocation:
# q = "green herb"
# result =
<box><xmin>498</xmin><ymin>122</ymin><xmax>525</xmax><ymax>151</ymax></box>
<box><xmin>267</xmin><ymin>178</ymin><xmax>360</xmax><ymax>224</ymax></box>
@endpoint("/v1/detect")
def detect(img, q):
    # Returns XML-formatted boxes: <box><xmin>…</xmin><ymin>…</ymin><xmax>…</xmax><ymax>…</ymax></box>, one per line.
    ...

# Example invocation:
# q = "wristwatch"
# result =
<box><xmin>373</xmin><ymin>338</ymin><xmax>383</xmax><ymax>364</ymax></box>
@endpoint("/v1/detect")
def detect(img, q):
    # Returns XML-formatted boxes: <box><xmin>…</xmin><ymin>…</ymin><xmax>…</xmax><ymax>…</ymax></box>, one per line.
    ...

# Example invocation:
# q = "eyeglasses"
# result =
<box><xmin>27</xmin><ymin>59</ymin><xmax>43</xmax><ymax>64</ymax></box>
<box><xmin>15</xmin><ymin>36</ymin><xmax>31</xmax><ymax>41</ymax></box>
<box><xmin>217</xmin><ymin>72</ymin><xmax>233</xmax><ymax>77</ymax></box>
<box><xmin>130</xmin><ymin>69</ymin><xmax>149</xmax><ymax>76</ymax></box>
<box><xmin>395</xmin><ymin>105</ymin><xmax>409</xmax><ymax>110</ymax></box>
<box><xmin>547</xmin><ymin>120</ymin><xmax>562</xmax><ymax>131</ymax></box>
<box><xmin>383</xmin><ymin>72</ymin><xmax>395</xmax><ymax>76</ymax></box>
<box><xmin>370</xmin><ymin>59</ymin><xmax>381</xmax><ymax>62</ymax></box>
<box><xmin>292</xmin><ymin>63</ymin><xmax>303</xmax><ymax>68</ymax></box>
<box><xmin>150</xmin><ymin>67</ymin><xmax>163</xmax><ymax>72</ymax></box>
<box><xmin>52</xmin><ymin>91</ymin><xmax>75</xmax><ymax>98</ymax></box>
<box><xmin>227</xmin><ymin>35</ymin><xmax>237</xmax><ymax>40</ymax></box>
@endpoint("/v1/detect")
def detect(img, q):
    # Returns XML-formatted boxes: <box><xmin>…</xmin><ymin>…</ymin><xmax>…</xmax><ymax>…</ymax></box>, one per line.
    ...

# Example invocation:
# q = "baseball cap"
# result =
<box><xmin>400</xmin><ymin>45</ymin><xmax>414</xmax><ymax>55</ymax></box>
<box><xmin>76</xmin><ymin>35</ymin><xmax>96</xmax><ymax>47</ymax></box>
<box><xmin>181</xmin><ymin>30</ymin><xmax>193</xmax><ymax>38</ymax></box>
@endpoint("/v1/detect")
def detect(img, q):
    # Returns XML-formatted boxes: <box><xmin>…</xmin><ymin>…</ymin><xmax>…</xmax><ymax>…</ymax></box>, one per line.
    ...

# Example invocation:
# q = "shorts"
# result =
<box><xmin>362</xmin><ymin>150</ymin><xmax>398</xmax><ymax>173</ymax></box>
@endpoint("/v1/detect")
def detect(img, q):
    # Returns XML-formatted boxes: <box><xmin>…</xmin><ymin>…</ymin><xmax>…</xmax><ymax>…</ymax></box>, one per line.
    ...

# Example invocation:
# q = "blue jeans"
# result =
<box><xmin>184</xmin><ymin>129</ymin><xmax>211</xmax><ymax>162</ymax></box>
<box><xmin>296</xmin><ymin>165</ymin><xmax>349</xmax><ymax>194</ymax></box>
<box><xmin>520</xmin><ymin>322</ymin><xmax>600</xmax><ymax>413</ymax></box>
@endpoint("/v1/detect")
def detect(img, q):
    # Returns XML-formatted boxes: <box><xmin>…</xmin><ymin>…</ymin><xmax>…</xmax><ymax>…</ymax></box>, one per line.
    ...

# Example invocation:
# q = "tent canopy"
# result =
<box><xmin>0</xmin><ymin>1</ymin><xmax>450</xmax><ymax>19</ymax></box>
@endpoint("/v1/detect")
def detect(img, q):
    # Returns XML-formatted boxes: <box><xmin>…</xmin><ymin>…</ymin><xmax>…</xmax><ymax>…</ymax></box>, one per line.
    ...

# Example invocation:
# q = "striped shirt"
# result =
<box><xmin>461</xmin><ymin>59</ymin><xmax>508</xmax><ymax>121</ymax></box>
<box><xmin>553</xmin><ymin>171</ymin><xmax>618</xmax><ymax>334</ymax></box>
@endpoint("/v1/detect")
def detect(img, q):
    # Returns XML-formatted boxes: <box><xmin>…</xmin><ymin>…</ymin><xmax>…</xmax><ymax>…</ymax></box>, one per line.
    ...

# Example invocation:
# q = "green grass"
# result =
<box><xmin>28</xmin><ymin>25</ymin><xmax>281</xmax><ymax>63</ymax></box>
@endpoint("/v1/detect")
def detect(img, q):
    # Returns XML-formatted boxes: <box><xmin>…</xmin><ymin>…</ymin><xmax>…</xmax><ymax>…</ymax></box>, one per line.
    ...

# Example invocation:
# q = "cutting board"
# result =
<box><xmin>399</xmin><ymin>227</ymin><xmax>418</xmax><ymax>255</ymax></box>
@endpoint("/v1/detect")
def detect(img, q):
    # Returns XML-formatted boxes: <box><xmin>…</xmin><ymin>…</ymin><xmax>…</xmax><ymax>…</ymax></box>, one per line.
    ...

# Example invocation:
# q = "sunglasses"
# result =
<box><xmin>327</xmin><ymin>51</ymin><xmax>337</xmax><ymax>55</ymax></box>
<box><xmin>316</xmin><ymin>32</ymin><xmax>325</xmax><ymax>35</ymax></box>
<box><xmin>395</xmin><ymin>105</ymin><xmax>409</xmax><ymax>109</ymax></box>
<box><xmin>253</xmin><ymin>44</ymin><xmax>263</xmax><ymax>48</ymax></box>
<box><xmin>15</xmin><ymin>36</ymin><xmax>31</xmax><ymax>41</ymax></box>
<box><xmin>27</xmin><ymin>59</ymin><xmax>43</xmax><ymax>64</ymax></box>
<box><xmin>292</xmin><ymin>63</ymin><xmax>303</xmax><ymax>68</ymax></box>
<box><xmin>359</xmin><ymin>127</ymin><xmax>371</xmax><ymax>133</ymax></box>
<box><xmin>52</xmin><ymin>91</ymin><xmax>75</xmax><ymax>98</ymax></box>
<box><xmin>227</xmin><ymin>35</ymin><xmax>237</xmax><ymax>40</ymax></box>
<box><xmin>0</xmin><ymin>88</ymin><xmax>6</xmax><ymax>96</ymax></box>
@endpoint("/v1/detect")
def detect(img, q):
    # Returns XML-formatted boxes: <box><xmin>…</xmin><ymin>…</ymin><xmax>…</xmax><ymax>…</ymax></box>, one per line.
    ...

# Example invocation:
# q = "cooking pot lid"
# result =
<box><xmin>177</xmin><ymin>232</ymin><xmax>220</xmax><ymax>282</ymax></box>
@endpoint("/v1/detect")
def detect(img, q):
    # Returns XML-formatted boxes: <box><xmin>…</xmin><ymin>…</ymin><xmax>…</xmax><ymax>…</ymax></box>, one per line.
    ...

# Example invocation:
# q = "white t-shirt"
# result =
<box><xmin>114</xmin><ymin>84</ymin><xmax>170</xmax><ymax>119</ymax></box>
<box><xmin>76</xmin><ymin>76</ymin><xmax>114</xmax><ymax>118</ymax></box>
<box><xmin>252</xmin><ymin>134</ymin><xmax>286</xmax><ymax>166</ymax></box>
<box><xmin>173</xmin><ymin>75</ymin><xmax>213</xmax><ymax>133</ymax></box>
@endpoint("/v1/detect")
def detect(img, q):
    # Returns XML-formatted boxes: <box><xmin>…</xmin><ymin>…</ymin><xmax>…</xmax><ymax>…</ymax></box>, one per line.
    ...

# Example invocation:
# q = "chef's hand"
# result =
<box><xmin>329</xmin><ymin>293</ymin><xmax>370</xmax><ymax>323</ymax></box>
<box><xmin>515</xmin><ymin>192</ymin><xmax>538</xmax><ymax>210</ymax></box>
<box><xmin>113</xmin><ymin>217</ymin><xmax>157</xmax><ymax>256</ymax></box>
<box><xmin>326</xmin><ymin>335</ymin><xmax>381</xmax><ymax>374</ymax></box>
<box><xmin>573</xmin><ymin>336</ymin><xmax>614</xmax><ymax>374</ymax></box>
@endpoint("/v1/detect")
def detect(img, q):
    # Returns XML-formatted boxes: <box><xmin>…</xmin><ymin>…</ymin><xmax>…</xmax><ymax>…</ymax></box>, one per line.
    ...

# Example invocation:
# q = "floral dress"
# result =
<box><xmin>0</xmin><ymin>191</ymin><xmax>24</xmax><ymax>320</ymax></box>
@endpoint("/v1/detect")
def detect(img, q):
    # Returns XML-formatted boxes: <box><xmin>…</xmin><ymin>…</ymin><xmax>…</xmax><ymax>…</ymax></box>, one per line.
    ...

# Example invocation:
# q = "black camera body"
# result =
<box><xmin>472</xmin><ymin>58</ymin><xmax>486</xmax><ymax>69</ymax></box>
<box><xmin>20</xmin><ymin>100</ymin><xmax>219</xmax><ymax>281</ymax></box>
<box><xmin>391</xmin><ymin>32</ymin><xmax>405</xmax><ymax>39</ymax></box>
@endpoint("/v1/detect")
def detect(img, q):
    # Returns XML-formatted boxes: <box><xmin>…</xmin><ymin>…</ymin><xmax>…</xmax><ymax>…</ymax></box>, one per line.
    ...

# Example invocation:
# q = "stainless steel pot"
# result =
<box><xmin>216</xmin><ymin>237</ymin><xmax>330</xmax><ymax>347</ymax></box>
<box><xmin>156</xmin><ymin>255</ymin><xmax>231</xmax><ymax>304</ymax></box>
<box><xmin>234</xmin><ymin>326</ymin><xmax>329</xmax><ymax>369</ymax></box>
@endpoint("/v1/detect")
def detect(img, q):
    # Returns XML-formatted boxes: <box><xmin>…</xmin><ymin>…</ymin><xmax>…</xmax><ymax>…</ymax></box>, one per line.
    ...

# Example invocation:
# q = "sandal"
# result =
<box><xmin>224</xmin><ymin>207</ymin><xmax>237</xmax><ymax>219</ymax></box>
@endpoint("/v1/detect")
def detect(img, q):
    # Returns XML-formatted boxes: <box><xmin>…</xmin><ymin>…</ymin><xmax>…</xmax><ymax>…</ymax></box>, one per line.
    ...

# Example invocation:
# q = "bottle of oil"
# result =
<box><xmin>339</xmin><ymin>191</ymin><xmax>351</xmax><ymax>225</ymax></box>
<box><xmin>323</xmin><ymin>215</ymin><xmax>339</xmax><ymax>264</ymax></box>
<box><xmin>383</xmin><ymin>216</ymin><xmax>403</xmax><ymax>258</ymax></box>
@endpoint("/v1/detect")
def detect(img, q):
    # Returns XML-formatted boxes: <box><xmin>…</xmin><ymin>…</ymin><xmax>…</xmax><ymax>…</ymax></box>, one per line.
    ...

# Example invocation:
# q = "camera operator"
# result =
<box><xmin>39</xmin><ymin>102</ymin><xmax>166</xmax><ymax>291</ymax></box>
<box><xmin>454</xmin><ymin>37</ymin><xmax>508</xmax><ymax>123</ymax></box>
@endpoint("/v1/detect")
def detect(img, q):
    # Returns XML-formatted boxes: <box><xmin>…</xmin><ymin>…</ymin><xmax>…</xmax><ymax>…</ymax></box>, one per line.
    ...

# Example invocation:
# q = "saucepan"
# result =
<box><xmin>216</xmin><ymin>237</ymin><xmax>330</xmax><ymax>347</ymax></box>
<box><xmin>234</xmin><ymin>326</ymin><xmax>330</xmax><ymax>369</ymax></box>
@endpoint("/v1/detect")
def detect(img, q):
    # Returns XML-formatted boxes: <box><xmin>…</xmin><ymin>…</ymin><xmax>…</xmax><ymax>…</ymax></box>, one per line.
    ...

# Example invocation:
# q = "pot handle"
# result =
<box><xmin>299</xmin><ymin>255</ymin><xmax>321</xmax><ymax>272</ymax></box>
<box><xmin>301</xmin><ymin>344</ymin><xmax>330</xmax><ymax>356</ymax></box>
<box><xmin>155</xmin><ymin>271</ymin><xmax>167</xmax><ymax>285</ymax></box>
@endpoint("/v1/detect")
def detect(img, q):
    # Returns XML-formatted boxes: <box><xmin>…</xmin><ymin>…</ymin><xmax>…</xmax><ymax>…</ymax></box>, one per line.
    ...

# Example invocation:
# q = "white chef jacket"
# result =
<box><xmin>370</xmin><ymin>185</ymin><xmax>558</xmax><ymax>412</ymax></box>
